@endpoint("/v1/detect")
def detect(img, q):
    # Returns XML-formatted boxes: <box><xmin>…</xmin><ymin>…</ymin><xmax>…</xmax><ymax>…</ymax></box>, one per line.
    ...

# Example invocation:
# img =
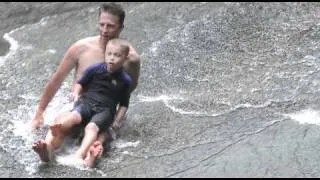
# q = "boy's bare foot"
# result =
<box><xmin>32</xmin><ymin>139</ymin><xmax>52</xmax><ymax>162</ymax></box>
<box><xmin>50</xmin><ymin>123</ymin><xmax>63</xmax><ymax>137</ymax></box>
<box><xmin>92</xmin><ymin>141</ymin><xmax>104</xmax><ymax>158</ymax></box>
<box><xmin>84</xmin><ymin>141</ymin><xmax>103</xmax><ymax>168</ymax></box>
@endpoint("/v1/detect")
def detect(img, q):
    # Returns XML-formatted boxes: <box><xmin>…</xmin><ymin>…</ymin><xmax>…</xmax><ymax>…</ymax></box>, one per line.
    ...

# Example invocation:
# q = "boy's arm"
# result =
<box><xmin>112</xmin><ymin>106</ymin><xmax>128</xmax><ymax>131</ymax></box>
<box><xmin>72</xmin><ymin>83</ymin><xmax>83</xmax><ymax>102</ymax></box>
<box><xmin>112</xmin><ymin>81</ymin><xmax>131</xmax><ymax>130</ymax></box>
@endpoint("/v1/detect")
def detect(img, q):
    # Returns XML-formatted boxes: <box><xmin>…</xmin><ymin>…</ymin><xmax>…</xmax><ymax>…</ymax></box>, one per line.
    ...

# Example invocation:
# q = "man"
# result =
<box><xmin>31</xmin><ymin>3</ymin><xmax>140</xmax><ymax>160</ymax></box>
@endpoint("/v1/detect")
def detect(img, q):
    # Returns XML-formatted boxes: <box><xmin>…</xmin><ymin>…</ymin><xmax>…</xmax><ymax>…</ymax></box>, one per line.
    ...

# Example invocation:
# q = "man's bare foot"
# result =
<box><xmin>50</xmin><ymin>123</ymin><xmax>63</xmax><ymax>137</ymax></box>
<box><xmin>84</xmin><ymin>141</ymin><xmax>103</xmax><ymax>168</ymax></box>
<box><xmin>32</xmin><ymin>139</ymin><xmax>52</xmax><ymax>162</ymax></box>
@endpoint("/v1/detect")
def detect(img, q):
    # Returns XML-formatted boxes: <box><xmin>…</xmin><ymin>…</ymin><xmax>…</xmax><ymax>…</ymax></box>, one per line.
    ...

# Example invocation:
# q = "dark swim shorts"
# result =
<box><xmin>72</xmin><ymin>99</ymin><xmax>115</xmax><ymax>132</ymax></box>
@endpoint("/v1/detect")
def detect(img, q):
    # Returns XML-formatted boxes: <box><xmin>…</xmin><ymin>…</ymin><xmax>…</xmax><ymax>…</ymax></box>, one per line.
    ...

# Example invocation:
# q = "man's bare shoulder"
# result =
<box><xmin>128</xmin><ymin>52</ymin><xmax>140</xmax><ymax>64</ymax></box>
<box><xmin>74</xmin><ymin>36</ymin><xmax>99</xmax><ymax>46</ymax></box>
<box><xmin>68</xmin><ymin>36</ymin><xmax>99</xmax><ymax>53</ymax></box>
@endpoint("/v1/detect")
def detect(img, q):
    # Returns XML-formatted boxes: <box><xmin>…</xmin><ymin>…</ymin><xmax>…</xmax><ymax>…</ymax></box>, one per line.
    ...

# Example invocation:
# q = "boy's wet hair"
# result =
<box><xmin>108</xmin><ymin>38</ymin><xmax>130</xmax><ymax>56</ymax></box>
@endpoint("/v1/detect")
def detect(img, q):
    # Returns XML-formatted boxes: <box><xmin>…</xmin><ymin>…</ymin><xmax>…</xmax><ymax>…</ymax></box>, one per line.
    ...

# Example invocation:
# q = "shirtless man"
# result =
<box><xmin>31</xmin><ymin>3</ymin><xmax>140</xmax><ymax>163</ymax></box>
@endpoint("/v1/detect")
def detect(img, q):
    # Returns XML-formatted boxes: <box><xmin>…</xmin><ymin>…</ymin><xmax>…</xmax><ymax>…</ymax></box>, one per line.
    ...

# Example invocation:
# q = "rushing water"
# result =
<box><xmin>0</xmin><ymin>2</ymin><xmax>320</xmax><ymax>178</ymax></box>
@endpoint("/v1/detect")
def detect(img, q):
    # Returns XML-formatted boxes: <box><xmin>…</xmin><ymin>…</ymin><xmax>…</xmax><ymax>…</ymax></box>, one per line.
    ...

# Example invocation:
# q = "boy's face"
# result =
<box><xmin>105</xmin><ymin>43</ymin><xmax>127</xmax><ymax>72</ymax></box>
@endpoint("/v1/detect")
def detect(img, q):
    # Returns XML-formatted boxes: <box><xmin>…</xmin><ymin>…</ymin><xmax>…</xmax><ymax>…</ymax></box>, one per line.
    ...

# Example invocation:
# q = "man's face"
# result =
<box><xmin>99</xmin><ymin>12</ymin><xmax>123</xmax><ymax>40</ymax></box>
<box><xmin>105</xmin><ymin>43</ymin><xmax>127</xmax><ymax>72</ymax></box>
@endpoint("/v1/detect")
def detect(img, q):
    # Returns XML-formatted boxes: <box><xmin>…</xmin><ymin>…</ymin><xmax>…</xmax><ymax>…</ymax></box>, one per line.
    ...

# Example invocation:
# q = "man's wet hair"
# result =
<box><xmin>99</xmin><ymin>3</ymin><xmax>125</xmax><ymax>26</ymax></box>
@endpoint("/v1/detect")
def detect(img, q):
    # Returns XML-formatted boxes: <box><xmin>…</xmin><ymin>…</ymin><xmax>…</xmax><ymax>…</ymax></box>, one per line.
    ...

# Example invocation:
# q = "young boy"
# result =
<box><xmin>32</xmin><ymin>38</ymin><xmax>132</xmax><ymax>168</ymax></box>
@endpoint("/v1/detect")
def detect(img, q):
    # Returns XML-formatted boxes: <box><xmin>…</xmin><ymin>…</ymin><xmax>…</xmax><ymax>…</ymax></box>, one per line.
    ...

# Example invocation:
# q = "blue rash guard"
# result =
<box><xmin>73</xmin><ymin>62</ymin><xmax>132</xmax><ymax>131</ymax></box>
<box><xmin>78</xmin><ymin>62</ymin><xmax>132</xmax><ymax>110</ymax></box>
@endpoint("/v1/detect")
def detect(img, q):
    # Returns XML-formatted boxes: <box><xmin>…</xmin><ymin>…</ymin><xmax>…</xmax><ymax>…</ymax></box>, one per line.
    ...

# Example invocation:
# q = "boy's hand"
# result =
<box><xmin>108</xmin><ymin>127</ymin><xmax>117</xmax><ymax>140</ymax></box>
<box><xmin>112</xmin><ymin>121</ymin><xmax>121</xmax><ymax>131</ymax></box>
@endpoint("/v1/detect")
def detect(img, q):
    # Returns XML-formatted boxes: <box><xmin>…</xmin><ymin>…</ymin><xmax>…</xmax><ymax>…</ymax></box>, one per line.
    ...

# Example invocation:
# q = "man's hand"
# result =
<box><xmin>68</xmin><ymin>92</ymin><xmax>80</xmax><ymax>102</ymax></box>
<box><xmin>31</xmin><ymin>112</ymin><xmax>44</xmax><ymax>130</ymax></box>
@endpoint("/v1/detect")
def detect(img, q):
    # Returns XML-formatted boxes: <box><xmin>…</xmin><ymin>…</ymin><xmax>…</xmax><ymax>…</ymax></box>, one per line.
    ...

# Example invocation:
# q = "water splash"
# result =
<box><xmin>55</xmin><ymin>153</ymin><xmax>88</xmax><ymax>170</ymax></box>
<box><xmin>285</xmin><ymin>108</ymin><xmax>320</xmax><ymax>126</ymax></box>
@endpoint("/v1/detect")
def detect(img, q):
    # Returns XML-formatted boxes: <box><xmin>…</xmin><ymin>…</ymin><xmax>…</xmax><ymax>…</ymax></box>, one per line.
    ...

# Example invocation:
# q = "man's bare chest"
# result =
<box><xmin>78</xmin><ymin>50</ymin><xmax>104</xmax><ymax>68</ymax></box>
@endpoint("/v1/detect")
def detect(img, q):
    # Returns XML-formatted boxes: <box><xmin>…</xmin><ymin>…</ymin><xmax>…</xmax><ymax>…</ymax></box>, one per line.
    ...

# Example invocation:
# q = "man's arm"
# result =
<box><xmin>32</xmin><ymin>43</ymin><xmax>80</xmax><ymax>130</ymax></box>
<box><xmin>126</xmin><ymin>45</ymin><xmax>140</xmax><ymax>93</ymax></box>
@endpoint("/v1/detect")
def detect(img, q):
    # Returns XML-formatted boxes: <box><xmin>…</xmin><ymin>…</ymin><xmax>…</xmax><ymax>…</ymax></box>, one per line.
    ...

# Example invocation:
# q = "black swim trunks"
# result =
<box><xmin>72</xmin><ymin>99</ymin><xmax>114</xmax><ymax>132</ymax></box>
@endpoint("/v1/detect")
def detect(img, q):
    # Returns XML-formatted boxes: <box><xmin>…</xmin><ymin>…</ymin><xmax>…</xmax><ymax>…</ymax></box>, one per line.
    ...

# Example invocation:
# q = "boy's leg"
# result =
<box><xmin>97</xmin><ymin>130</ymin><xmax>112</xmax><ymax>147</ymax></box>
<box><xmin>90</xmin><ymin>110</ymin><xmax>128</xmax><ymax>154</ymax></box>
<box><xmin>75</xmin><ymin>122</ymin><xmax>100</xmax><ymax>160</ymax></box>
<box><xmin>79</xmin><ymin>108</ymin><xmax>114</xmax><ymax>167</ymax></box>
<box><xmin>32</xmin><ymin>111</ymin><xmax>82</xmax><ymax>162</ymax></box>
<box><xmin>50</xmin><ymin>111</ymin><xmax>82</xmax><ymax>137</ymax></box>
<box><xmin>47</xmin><ymin>111</ymin><xmax>82</xmax><ymax>148</ymax></box>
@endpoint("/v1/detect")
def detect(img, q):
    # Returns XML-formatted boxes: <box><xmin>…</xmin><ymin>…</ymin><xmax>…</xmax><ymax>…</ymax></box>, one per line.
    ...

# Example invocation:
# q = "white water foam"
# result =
<box><xmin>137</xmin><ymin>94</ymin><xmax>211</xmax><ymax>116</ymax></box>
<box><xmin>42</xmin><ymin>81</ymin><xmax>74</xmax><ymax>125</ymax></box>
<box><xmin>0</xmin><ymin>32</ymin><xmax>19</xmax><ymax>66</ymax></box>
<box><xmin>137</xmin><ymin>95</ymin><xmax>275</xmax><ymax>117</ymax></box>
<box><xmin>0</xmin><ymin>16</ymin><xmax>51</xmax><ymax>67</ymax></box>
<box><xmin>137</xmin><ymin>94</ymin><xmax>184</xmax><ymax>102</ymax></box>
<box><xmin>286</xmin><ymin>108</ymin><xmax>320</xmax><ymax>126</ymax></box>
<box><xmin>137</xmin><ymin>94</ymin><xmax>208</xmax><ymax>116</ymax></box>
<box><xmin>113</xmin><ymin>139</ymin><xmax>140</xmax><ymax>149</ymax></box>
<box><xmin>46</xmin><ymin>49</ymin><xmax>57</xmax><ymax>54</ymax></box>
<box><xmin>44</xmin><ymin>100</ymin><xmax>74</xmax><ymax>125</ymax></box>
<box><xmin>55</xmin><ymin>150</ymin><xmax>107</xmax><ymax>176</ymax></box>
